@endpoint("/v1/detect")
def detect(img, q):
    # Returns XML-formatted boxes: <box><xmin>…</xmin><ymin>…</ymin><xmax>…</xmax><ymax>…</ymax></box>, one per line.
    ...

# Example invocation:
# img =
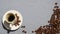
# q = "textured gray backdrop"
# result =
<box><xmin>0</xmin><ymin>0</ymin><xmax>60</xmax><ymax>34</ymax></box>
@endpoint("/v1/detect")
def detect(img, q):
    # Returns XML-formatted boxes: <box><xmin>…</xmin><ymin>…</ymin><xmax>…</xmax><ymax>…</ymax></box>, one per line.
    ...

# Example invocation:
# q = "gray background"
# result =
<box><xmin>0</xmin><ymin>0</ymin><xmax>60</xmax><ymax>34</ymax></box>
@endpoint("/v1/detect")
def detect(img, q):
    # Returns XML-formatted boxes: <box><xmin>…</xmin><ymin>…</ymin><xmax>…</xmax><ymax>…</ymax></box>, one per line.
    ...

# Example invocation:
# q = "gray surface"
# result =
<box><xmin>0</xmin><ymin>0</ymin><xmax>60</xmax><ymax>34</ymax></box>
